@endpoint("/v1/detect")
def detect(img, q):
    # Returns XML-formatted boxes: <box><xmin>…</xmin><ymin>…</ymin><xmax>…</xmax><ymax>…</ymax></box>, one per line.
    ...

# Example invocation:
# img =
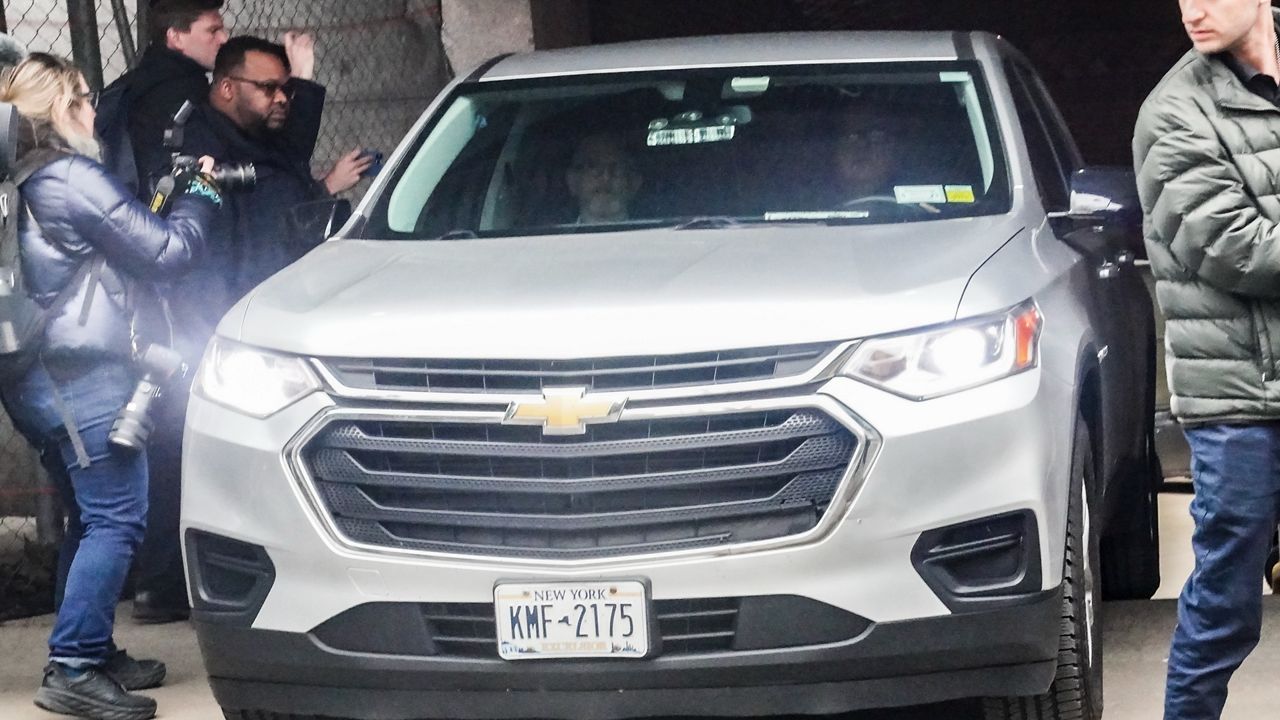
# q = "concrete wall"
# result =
<box><xmin>440</xmin><ymin>0</ymin><xmax>534</xmax><ymax>75</ymax></box>
<box><xmin>437</xmin><ymin>0</ymin><xmax>590</xmax><ymax>75</ymax></box>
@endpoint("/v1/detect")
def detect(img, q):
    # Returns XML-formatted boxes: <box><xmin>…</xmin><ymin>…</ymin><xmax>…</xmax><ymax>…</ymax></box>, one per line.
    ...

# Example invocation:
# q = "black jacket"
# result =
<box><xmin>177</xmin><ymin>78</ymin><xmax>327</xmax><ymax>328</ymax></box>
<box><xmin>99</xmin><ymin>46</ymin><xmax>210</xmax><ymax>195</ymax></box>
<box><xmin>17</xmin><ymin>133</ymin><xmax>214</xmax><ymax>364</ymax></box>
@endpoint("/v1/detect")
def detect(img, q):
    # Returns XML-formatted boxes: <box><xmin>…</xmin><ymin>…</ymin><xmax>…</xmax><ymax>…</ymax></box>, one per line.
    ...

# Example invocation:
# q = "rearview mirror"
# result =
<box><xmin>286</xmin><ymin>198</ymin><xmax>352</xmax><ymax>251</ymax></box>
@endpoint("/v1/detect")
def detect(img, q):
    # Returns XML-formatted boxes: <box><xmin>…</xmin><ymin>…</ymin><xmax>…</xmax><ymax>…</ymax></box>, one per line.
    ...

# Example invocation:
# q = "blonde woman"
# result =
<box><xmin>0</xmin><ymin>53</ymin><xmax>220</xmax><ymax>720</ymax></box>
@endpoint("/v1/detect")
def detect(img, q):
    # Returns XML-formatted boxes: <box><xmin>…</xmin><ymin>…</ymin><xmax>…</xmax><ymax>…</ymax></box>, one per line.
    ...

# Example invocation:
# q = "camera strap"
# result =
<box><xmin>29</xmin><ymin>248</ymin><xmax>102</xmax><ymax>471</ymax></box>
<box><xmin>22</xmin><ymin>211</ymin><xmax>103</xmax><ymax>470</ymax></box>
<box><xmin>43</xmin><ymin>365</ymin><xmax>91</xmax><ymax>469</ymax></box>
<box><xmin>77</xmin><ymin>255</ymin><xmax>105</xmax><ymax>326</ymax></box>
<box><xmin>10</xmin><ymin>150</ymin><xmax>102</xmax><ymax>469</ymax></box>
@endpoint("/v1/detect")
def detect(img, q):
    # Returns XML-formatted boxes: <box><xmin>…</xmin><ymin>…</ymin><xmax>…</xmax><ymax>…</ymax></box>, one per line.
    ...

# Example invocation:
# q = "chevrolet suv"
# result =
<box><xmin>185</xmin><ymin>32</ymin><xmax>1161</xmax><ymax>720</ymax></box>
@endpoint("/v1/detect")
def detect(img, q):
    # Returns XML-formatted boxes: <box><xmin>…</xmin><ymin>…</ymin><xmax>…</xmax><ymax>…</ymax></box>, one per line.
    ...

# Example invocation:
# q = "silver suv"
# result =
<box><xmin>184</xmin><ymin>32</ymin><xmax>1160</xmax><ymax>720</ymax></box>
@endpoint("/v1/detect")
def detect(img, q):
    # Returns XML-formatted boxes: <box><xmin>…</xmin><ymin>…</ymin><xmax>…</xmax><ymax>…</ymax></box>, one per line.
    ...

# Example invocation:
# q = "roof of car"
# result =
<box><xmin>479</xmin><ymin>32</ymin><xmax>977</xmax><ymax>82</ymax></box>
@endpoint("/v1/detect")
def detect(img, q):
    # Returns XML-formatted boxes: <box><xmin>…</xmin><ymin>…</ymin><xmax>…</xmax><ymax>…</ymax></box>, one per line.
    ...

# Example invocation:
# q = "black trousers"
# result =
<box><xmin>133</xmin><ymin>383</ymin><xmax>189</xmax><ymax>608</ymax></box>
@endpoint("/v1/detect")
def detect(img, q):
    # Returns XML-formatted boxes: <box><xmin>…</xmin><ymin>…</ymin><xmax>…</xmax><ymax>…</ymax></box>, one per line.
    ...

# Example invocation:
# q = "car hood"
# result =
<box><xmin>231</xmin><ymin>218</ymin><xmax>1025</xmax><ymax>359</ymax></box>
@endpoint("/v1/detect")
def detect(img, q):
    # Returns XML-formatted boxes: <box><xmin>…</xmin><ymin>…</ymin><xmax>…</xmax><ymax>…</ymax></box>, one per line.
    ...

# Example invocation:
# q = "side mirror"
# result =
<box><xmin>286</xmin><ymin>198</ymin><xmax>352</xmax><ymax>251</ymax></box>
<box><xmin>1050</xmin><ymin>167</ymin><xmax>1145</xmax><ymax>259</ymax></box>
<box><xmin>1064</xmin><ymin>167</ymin><xmax>1141</xmax><ymax>228</ymax></box>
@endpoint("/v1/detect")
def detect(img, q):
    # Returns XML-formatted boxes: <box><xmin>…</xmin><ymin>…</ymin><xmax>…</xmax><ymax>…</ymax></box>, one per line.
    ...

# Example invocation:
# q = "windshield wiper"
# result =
<box><xmin>671</xmin><ymin>216</ymin><xmax>743</xmax><ymax>230</ymax></box>
<box><xmin>437</xmin><ymin>229</ymin><xmax>478</xmax><ymax>240</ymax></box>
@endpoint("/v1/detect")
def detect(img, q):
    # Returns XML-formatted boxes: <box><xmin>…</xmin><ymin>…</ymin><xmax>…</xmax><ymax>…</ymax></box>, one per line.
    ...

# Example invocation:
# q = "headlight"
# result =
<box><xmin>193</xmin><ymin>338</ymin><xmax>320</xmax><ymax>417</ymax></box>
<box><xmin>841</xmin><ymin>301</ymin><xmax>1042</xmax><ymax>400</ymax></box>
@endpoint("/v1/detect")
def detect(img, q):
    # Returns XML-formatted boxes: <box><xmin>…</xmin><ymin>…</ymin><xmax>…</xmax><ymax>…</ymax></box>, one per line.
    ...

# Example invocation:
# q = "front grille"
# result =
<box><xmin>322</xmin><ymin>343</ymin><xmax>834</xmax><ymax>394</ymax></box>
<box><xmin>423</xmin><ymin>598</ymin><xmax>739</xmax><ymax>658</ymax></box>
<box><xmin>301</xmin><ymin>408</ymin><xmax>857</xmax><ymax>559</ymax></box>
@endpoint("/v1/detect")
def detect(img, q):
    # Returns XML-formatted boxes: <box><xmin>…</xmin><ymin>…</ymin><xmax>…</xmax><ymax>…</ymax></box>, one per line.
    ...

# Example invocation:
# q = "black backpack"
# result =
<box><xmin>96</xmin><ymin>74</ymin><xmax>140</xmax><ymax>196</ymax></box>
<box><xmin>0</xmin><ymin>148</ymin><xmax>95</xmax><ymax>383</ymax></box>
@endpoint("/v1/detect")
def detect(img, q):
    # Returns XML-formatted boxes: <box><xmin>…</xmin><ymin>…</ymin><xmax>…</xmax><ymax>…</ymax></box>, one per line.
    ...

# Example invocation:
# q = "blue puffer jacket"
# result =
<box><xmin>19</xmin><ymin>148</ymin><xmax>216</xmax><ymax>363</ymax></box>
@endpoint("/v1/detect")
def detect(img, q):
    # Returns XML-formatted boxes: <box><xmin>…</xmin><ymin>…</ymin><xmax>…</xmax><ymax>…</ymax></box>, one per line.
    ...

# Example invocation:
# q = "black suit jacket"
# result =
<box><xmin>175</xmin><ymin>78</ymin><xmax>328</xmax><ymax>333</ymax></box>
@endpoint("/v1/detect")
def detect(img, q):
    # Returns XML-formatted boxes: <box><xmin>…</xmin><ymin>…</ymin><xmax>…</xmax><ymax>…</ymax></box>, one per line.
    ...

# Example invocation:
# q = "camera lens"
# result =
<box><xmin>211</xmin><ymin>163</ymin><xmax>257</xmax><ymax>192</ymax></box>
<box><xmin>108</xmin><ymin>384</ymin><xmax>157</xmax><ymax>451</ymax></box>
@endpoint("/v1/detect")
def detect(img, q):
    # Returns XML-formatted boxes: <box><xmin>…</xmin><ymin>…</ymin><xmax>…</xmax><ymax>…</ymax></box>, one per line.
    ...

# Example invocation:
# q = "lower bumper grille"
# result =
<box><xmin>300</xmin><ymin>407</ymin><xmax>857</xmax><ymax>560</ymax></box>
<box><xmin>307</xmin><ymin>596</ymin><xmax>873</xmax><ymax>660</ymax></box>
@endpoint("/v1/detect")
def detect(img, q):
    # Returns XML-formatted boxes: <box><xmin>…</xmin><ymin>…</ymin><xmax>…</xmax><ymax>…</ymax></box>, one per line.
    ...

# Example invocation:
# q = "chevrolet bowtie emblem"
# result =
<box><xmin>504</xmin><ymin>387</ymin><xmax>624</xmax><ymax>435</ymax></box>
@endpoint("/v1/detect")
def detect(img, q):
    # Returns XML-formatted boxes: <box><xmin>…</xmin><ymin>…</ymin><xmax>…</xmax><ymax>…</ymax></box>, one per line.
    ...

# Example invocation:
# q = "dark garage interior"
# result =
<box><xmin>579</xmin><ymin>0</ymin><xmax>1192</xmax><ymax>168</ymax></box>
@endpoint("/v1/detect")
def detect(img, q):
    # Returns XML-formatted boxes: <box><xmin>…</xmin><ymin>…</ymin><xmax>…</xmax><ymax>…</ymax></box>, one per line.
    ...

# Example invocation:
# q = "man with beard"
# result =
<box><xmin>182</xmin><ymin>34</ymin><xmax>369</xmax><ymax>317</ymax></box>
<box><xmin>565</xmin><ymin>132</ymin><xmax>643</xmax><ymax>224</ymax></box>
<box><xmin>144</xmin><ymin>38</ymin><xmax>366</xmax><ymax>626</ymax></box>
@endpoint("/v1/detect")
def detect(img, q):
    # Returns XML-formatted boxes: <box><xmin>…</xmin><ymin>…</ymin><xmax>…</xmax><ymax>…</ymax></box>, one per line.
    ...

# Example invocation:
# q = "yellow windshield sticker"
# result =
<box><xmin>945</xmin><ymin>185</ymin><xmax>976</xmax><ymax>203</ymax></box>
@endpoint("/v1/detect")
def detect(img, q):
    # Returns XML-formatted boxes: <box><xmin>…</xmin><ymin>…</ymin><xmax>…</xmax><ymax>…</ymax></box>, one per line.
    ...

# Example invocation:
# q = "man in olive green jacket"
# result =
<box><xmin>1134</xmin><ymin>1</ymin><xmax>1280</xmax><ymax>718</ymax></box>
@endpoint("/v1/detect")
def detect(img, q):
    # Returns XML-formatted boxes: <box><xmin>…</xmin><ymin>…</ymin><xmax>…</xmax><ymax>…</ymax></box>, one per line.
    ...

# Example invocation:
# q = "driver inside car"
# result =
<box><xmin>565</xmin><ymin>131</ymin><xmax>644</xmax><ymax>224</ymax></box>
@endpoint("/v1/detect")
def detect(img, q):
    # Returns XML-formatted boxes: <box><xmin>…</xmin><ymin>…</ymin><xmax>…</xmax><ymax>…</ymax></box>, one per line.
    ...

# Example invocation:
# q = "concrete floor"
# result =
<box><xmin>1</xmin><ymin>492</ymin><xmax>1277</xmax><ymax>720</ymax></box>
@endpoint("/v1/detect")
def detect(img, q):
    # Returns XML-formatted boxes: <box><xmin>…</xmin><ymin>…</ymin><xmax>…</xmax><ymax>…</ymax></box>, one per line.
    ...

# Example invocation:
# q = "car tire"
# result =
<box><xmin>982</xmin><ymin>418</ymin><xmax>1103</xmax><ymax>720</ymax></box>
<box><xmin>1100</xmin><ymin>447</ymin><xmax>1162</xmax><ymax>601</ymax></box>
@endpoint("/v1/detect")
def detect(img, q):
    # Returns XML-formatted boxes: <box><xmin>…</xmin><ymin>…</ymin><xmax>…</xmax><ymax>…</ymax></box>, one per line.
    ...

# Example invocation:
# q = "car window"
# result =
<box><xmin>1004</xmin><ymin>60</ymin><xmax>1070</xmax><ymax>211</ymax></box>
<box><xmin>365</xmin><ymin>62</ymin><xmax>1012</xmax><ymax>239</ymax></box>
<box><xmin>1017</xmin><ymin>62</ymin><xmax>1083</xmax><ymax>173</ymax></box>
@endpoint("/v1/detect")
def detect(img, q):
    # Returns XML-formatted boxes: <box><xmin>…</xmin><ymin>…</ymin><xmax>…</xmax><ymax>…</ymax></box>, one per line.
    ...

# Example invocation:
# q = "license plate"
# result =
<box><xmin>494</xmin><ymin>580</ymin><xmax>649</xmax><ymax>660</ymax></box>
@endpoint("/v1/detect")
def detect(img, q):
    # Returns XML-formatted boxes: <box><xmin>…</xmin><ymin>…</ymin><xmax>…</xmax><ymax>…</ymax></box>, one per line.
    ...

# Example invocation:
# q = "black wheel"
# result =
<box><xmin>1100</xmin><ymin>445</ymin><xmax>1161</xmax><ymax>600</ymax></box>
<box><xmin>983</xmin><ymin>418</ymin><xmax>1103</xmax><ymax>720</ymax></box>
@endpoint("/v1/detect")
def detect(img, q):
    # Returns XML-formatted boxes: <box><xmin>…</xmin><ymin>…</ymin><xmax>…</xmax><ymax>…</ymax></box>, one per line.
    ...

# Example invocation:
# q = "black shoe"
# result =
<box><xmin>130</xmin><ymin>591</ymin><xmax>190</xmax><ymax>625</ymax></box>
<box><xmin>103</xmin><ymin>649</ymin><xmax>166</xmax><ymax>691</ymax></box>
<box><xmin>33</xmin><ymin>663</ymin><xmax>157</xmax><ymax>720</ymax></box>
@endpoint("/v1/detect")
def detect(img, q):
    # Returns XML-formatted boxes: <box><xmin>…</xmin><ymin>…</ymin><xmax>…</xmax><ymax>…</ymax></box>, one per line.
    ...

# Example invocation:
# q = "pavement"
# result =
<box><xmin>2</xmin><ymin>492</ymin><xmax>1279</xmax><ymax>720</ymax></box>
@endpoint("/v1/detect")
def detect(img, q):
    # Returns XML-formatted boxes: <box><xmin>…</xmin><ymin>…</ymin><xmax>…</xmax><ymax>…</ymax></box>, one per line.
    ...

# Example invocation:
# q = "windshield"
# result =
<box><xmin>364</xmin><ymin>62</ymin><xmax>1010</xmax><ymax>239</ymax></box>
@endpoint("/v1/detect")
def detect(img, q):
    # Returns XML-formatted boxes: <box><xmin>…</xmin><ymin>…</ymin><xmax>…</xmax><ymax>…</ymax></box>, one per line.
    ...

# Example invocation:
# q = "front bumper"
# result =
<box><xmin>183</xmin><ymin>359</ymin><xmax>1075</xmax><ymax>716</ymax></box>
<box><xmin>199</xmin><ymin>585</ymin><xmax>1060</xmax><ymax>719</ymax></box>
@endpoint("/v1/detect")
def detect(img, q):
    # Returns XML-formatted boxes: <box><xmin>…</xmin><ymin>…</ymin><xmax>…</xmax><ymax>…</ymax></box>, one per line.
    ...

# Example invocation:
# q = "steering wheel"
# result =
<box><xmin>840</xmin><ymin>195</ymin><xmax>942</xmax><ymax>217</ymax></box>
<box><xmin>840</xmin><ymin>195</ymin><xmax>900</xmax><ymax>208</ymax></box>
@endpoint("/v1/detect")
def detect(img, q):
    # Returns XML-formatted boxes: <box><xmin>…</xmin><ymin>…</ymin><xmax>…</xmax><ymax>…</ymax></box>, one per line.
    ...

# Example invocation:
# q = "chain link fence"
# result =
<box><xmin>0</xmin><ymin>0</ymin><xmax>450</xmax><ymax>620</ymax></box>
<box><xmin>4</xmin><ymin>0</ymin><xmax>449</xmax><ymax>191</ymax></box>
<box><xmin>0</xmin><ymin>409</ymin><xmax>56</xmax><ymax>622</ymax></box>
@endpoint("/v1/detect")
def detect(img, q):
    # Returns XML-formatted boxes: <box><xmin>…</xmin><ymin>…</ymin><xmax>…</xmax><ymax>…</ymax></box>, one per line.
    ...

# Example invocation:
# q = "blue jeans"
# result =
<box><xmin>1166</xmin><ymin>423</ymin><xmax>1280</xmax><ymax>719</ymax></box>
<box><xmin>2</xmin><ymin>361</ymin><xmax>145</xmax><ymax>668</ymax></box>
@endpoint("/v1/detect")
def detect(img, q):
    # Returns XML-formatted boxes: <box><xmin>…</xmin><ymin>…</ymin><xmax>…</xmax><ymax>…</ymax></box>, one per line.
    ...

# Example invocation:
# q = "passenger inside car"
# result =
<box><xmin>830</xmin><ymin>100</ymin><xmax>911</xmax><ymax>206</ymax></box>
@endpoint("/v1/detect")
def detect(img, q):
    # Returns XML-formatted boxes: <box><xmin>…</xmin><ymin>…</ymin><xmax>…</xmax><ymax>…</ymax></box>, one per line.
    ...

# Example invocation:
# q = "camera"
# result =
<box><xmin>170</xmin><ymin>153</ymin><xmax>257</xmax><ymax>192</ymax></box>
<box><xmin>148</xmin><ymin>101</ymin><xmax>256</xmax><ymax>215</ymax></box>
<box><xmin>108</xmin><ymin>344</ymin><xmax>187</xmax><ymax>451</ymax></box>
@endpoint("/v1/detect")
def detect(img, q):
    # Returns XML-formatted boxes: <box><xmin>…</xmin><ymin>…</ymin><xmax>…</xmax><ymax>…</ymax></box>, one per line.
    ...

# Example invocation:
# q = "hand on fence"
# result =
<box><xmin>283</xmin><ymin>31</ymin><xmax>316</xmax><ymax>81</ymax></box>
